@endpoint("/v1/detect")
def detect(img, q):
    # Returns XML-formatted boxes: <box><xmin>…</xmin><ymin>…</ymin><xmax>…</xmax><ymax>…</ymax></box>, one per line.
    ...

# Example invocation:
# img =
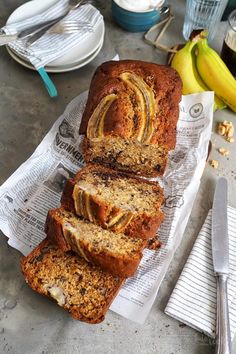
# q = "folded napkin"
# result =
<box><xmin>3</xmin><ymin>0</ymin><xmax>103</xmax><ymax>96</ymax></box>
<box><xmin>3</xmin><ymin>1</ymin><xmax>103</xmax><ymax>69</ymax></box>
<box><xmin>165</xmin><ymin>206</ymin><xmax>236</xmax><ymax>339</ymax></box>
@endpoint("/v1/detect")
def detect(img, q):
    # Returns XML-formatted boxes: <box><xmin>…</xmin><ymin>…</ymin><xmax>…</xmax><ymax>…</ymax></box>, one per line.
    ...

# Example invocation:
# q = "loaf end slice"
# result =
<box><xmin>20</xmin><ymin>239</ymin><xmax>123</xmax><ymax>323</ymax></box>
<box><xmin>80</xmin><ymin>60</ymin><xmax>182</xmax><ymax>177</ymax></box>
<box><xmin>45</xmin><ymin>208</ymin><xmax>146</xmax><ymax>278</ymax></box>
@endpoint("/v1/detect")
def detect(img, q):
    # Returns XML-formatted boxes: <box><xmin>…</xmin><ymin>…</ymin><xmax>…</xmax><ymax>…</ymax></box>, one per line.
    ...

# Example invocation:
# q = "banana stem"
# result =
<box><xmin>184</xmin><ymin>40</ymin><xmax>197</xmax><ymax>52</ymax></box>
<box><xmin>190</xmin><ymin>29</ymin><xmax>208</xmax><ymax>43</ymax></box>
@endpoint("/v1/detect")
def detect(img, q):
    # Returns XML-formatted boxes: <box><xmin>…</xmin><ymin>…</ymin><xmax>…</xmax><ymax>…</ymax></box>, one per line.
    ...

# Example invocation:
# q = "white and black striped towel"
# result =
<box><xmin>3</xmin><ymin>0</ymin><xmax>103</xmax><ymax>69</ymax></box>
<box><xmin>165</xmin><ymin>206</ymin><xmax>236</xmax><ymax>339</ymax></box>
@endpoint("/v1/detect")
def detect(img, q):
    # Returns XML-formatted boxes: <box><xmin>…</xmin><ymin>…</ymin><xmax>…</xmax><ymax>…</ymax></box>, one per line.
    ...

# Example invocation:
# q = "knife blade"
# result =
<box><xmin>24</xmin><ymin>21</ymin><xmax>59</xmax><ymax>47</ymax></box>
<box><xmin>211</xmin><ymin>177</ymin><xmax>231</xmax><ymax>354</ymax></box>
<box><xmin>212</xmin><ymin>177</ymin><xmax>229</xmax><ymax>274</ymax></box>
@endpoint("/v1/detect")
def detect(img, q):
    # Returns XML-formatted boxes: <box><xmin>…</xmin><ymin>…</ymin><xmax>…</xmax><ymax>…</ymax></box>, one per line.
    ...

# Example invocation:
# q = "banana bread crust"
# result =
<box><xmin>21</xmin><ymin>239</ymin><xmax>123</xmax><ymax>323</ymax></box>
<box><xmin>80</xmin><ymin>60</ymin><xmax>182</xmax><ymax>149</ymax></box>
<box><xmin>45</xmin><ymin>209</ymin><xmax>145</xmax><ymax>278</ymax></box>
<box><xmin>61</xmin><ymin>164</ymin><xmax>164</xmax><ymax>240</ymax></box>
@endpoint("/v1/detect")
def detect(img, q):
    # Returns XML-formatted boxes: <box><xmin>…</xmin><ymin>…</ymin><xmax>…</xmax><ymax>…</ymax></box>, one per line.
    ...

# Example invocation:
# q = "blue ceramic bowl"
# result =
<box><xmin>111</xmin><ymin>0</ymin><xmax>161</xmax><ymax>32</ymax></box>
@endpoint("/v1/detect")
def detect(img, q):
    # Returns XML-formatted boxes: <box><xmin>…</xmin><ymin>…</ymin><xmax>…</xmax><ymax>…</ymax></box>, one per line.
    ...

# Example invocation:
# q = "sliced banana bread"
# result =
<box><xmin>61</xmin><ymin>164</ymin><xmax>164</xmax><ymax>240</ymax></box>
<box><xmin>80</xmin><ymin>60</ymin><xmax>182</xmax><ymax>177</ymax></box>
<box><xmin>45</xmin><ymin>208</ymin><xmax>146</xmax><ymax>278</ymax></box>
<box><xmin>21</xmin><ymin>239</ymin><xmax>123</xmax><ymax>323</ymax></box>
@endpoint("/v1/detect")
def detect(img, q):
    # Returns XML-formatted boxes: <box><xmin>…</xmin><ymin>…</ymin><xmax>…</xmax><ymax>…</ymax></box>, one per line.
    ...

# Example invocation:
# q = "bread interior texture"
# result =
<box><xmin>83</xmin><ymin>137</ymin><xmax>168</xmax><ymax>177</ymax></box>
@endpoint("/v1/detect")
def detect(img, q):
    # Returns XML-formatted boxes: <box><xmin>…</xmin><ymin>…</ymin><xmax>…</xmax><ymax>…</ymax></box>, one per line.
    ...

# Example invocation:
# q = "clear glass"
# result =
<box><xmin>221</xmin><ymin>10</ymin><xmax>236</xmax><ymax>77</ymax></box>
<box><xmin>183</xmin><ymin>0</ymin><xmax>228</xmax><ymax>42</ymax></box>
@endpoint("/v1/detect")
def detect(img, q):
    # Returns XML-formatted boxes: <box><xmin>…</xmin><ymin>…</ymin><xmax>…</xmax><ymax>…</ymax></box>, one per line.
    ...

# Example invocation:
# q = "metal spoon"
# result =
<box><xmin>149</xmin><ymin>5</ymin><xmax>170</xmax><ymax>17</ymax></box>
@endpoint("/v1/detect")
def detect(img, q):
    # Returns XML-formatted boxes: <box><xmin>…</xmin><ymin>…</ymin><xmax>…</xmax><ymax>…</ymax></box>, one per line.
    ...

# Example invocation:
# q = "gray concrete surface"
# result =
<box><xmin>0</xmin><ymin>1</ymin><xmax>236</xmax><ymax>353</ymax></box>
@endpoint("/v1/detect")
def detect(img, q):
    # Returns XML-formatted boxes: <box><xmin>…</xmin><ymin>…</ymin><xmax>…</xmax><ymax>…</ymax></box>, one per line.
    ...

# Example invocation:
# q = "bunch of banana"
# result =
<box><xmin>196</xmin><ymin>37</ymin><xmax>236</xmax><ymax>112</ymax></box>
<box><xmin>170</xmin><ymin>32</ymin><xmax>236</xmax><ymax>112</ymax></box>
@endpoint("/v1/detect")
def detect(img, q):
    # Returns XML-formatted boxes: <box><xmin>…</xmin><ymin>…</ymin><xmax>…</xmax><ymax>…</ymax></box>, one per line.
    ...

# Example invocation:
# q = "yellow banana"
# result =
<box><xmin>196</xmin><ymin>38</ymin><xmax>236</xmax><ymax>112</ymax></box>
<box><xmin>215</xmin><ymin>94</ymin><xmax>227</xmax><ymax>110</ymax></box>
<box><xmin>171</xmin><ymin>40</ymin><xmax>226</xmax><ymax>111</ymax></box>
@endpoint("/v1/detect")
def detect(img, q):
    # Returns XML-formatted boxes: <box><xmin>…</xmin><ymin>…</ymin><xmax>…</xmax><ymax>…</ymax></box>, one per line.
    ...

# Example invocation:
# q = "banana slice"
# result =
<box><xmin>72</xmin><ymin>185</ymin><xmax>81</xmax><ymax>215</ymax></box>
<box><xmin>72</xmin><ymin>186</ymin><xmax>94</xmax><ymax>222</ymax></box>
<box><xmin>106</xmin><ymin>210</ymin><xmax>133</xmax><ymax>232</ymax></box>
<box><xmin>120</xmin><ymin>72</ymin><xmax>156</xmax><ymax>143</ymax></box>
<box><xmin>87</xmin><ymin>94</ymin><xmax>117</xmax><ymax>139</ymax></box>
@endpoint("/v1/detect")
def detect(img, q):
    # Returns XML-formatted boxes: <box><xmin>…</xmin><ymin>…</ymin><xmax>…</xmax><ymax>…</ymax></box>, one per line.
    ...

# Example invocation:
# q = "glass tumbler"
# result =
<box><xmin>183</xmin><ymin>0</ymin><xmax>228</xmax><ymax>42</ymax></box>
<box><xmin>221</xmin><ymin>10</ymin><xmax>236</xmax><ymax>77</ymax></box>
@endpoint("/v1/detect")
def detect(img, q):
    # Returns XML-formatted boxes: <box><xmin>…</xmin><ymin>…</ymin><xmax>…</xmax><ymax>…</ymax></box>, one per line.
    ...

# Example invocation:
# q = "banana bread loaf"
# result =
<box><xmin>21</xmin><ymin>239</ymin><xmax>123</xmax><ymax>323</ymax></box>
<box><xmin>61</xmin><ymin>164</ymin><xmax>164</xmax><ymax>240</ymax></box>
<box><xmin>45</xmin><ymin>208</ymin><xmax>146</xmax><ymax>278</ymax></box>
<box><xmin>80</xmin><ymin>60</ymin><xmax>182</xmax><ymax>177</ymax></box>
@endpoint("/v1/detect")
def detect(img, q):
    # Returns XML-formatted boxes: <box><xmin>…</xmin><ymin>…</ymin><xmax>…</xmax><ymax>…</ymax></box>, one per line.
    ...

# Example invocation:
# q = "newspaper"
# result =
<box><xmin>0</xmin><ymin>90</ymin><xmax>214</xmax><ymax>324</ymax></box>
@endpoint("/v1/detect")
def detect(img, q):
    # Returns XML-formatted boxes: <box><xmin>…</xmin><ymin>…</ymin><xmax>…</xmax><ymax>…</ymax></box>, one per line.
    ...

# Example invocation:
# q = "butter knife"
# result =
<box><xmin>212</xmin><ymin>177</ymin><xmax>231</xmax><ymax>354</ymax></box>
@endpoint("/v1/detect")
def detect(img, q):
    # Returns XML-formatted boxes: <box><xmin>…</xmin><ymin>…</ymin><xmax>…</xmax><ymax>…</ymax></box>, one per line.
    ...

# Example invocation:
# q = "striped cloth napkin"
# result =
<box><xmin>2</xmin><ymin>1</ymin><xmax>103</xmax><ymax>97</ymax></box>
<box><xmin>165</xmin><ymin>206</ymin><xmax>236</xmax><ymax>339</ymax></box>
<box><xmin>3</xmin><ymin>1</ymin><xmax>103</xmax><ymax>69</ymax></box>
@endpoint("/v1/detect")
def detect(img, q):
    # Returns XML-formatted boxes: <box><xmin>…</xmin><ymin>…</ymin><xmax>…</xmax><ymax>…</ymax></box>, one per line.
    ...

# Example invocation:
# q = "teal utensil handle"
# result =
<box><xmin>38</xmin><ymin>67</ymin><xmax>58</xmax><ymax>98</ymax></box>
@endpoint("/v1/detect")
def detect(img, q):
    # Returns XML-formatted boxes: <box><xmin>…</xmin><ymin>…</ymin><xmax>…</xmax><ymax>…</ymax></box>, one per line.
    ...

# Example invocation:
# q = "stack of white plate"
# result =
<box><xmin>6</xmin><ymin>0</ymin><xmax>105</xmax><ymax>73</ymax></box>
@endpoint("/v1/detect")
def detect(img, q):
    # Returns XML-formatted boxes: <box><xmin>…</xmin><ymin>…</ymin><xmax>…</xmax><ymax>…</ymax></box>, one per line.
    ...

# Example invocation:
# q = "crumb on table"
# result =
<box><xmin>210</xmin><ymin>160</ymin><xmax>218</xmax><ymax>169</ymax></box>
<box><xmin>218</xmin><ymin>148</ymin><xmax>229</xmax><ymax>156</ymax></box>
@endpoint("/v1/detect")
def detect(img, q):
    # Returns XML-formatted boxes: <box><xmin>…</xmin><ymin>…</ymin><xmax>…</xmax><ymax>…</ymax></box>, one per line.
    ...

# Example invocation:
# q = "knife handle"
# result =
<box><xmin>215</xmin><ymin>274</ymin><xmax>232</xmax><ymax>354</ymax></box>
<box><xmin>0</xmin><ymin>34</ymin><xmax>18</xmax><ymax>46</ymax></box>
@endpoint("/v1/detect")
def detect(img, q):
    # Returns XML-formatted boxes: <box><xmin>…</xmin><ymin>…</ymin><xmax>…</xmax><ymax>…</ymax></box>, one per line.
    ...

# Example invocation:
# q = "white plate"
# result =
<box><xmin>6</xmin><ymin>0</ymin><xmax>105</xmax><ymax>67</ymax></box>
<box><xmin>7</xmin><ymin>36</ymin><xmax>103</xmax><ymax>73</ymax></box>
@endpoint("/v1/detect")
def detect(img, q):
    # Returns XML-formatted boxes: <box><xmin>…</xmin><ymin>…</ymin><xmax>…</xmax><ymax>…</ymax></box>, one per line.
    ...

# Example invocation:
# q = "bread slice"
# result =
<box><xmin>21</xmin><ymin>239</ymin><xmax>123</xmax><ymax>323</ymax></box>
<box><xmin>45</xmin><ymin>208</ymin><xmax>146</xmax><ymax>278</ymax></box>
<box><xmin>61</xmin><ymin>164</ymin><xmax>164</xmax><ymax>240</ymax></box>
<box><xmin>79</xmin><ymin>60</ymin><xmax>182</xmax><ymax>177</ymax></box>
<box><xmin>82</xmin><ymin>138</ymin><xmax>169</xmax><ymax>177</ymax></box>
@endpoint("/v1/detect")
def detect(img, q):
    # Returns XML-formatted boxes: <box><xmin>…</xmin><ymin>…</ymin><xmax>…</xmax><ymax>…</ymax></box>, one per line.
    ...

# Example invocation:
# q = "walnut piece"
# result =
<box><xmin>218</xmin><ymin>125</ymin><xmax>226</xmax><ymax>136</ymax></box>
<box><xmin>210</xmin><ymin>160</ymin><xmax>219</xmax><ymax>169</ymax></box>
<box><xmin>218</xmin><ymin>148</ymin><xmax>229</xmax><ymax>156</ymax></box>
<box><xmin>226</xmin><ymin>137</ymin><xmax>234</xmax><ymax>143</ymax></box>
<box><xmin>217</xmin><ymin>121</ymin><xmax>234</xmax><ymax>139</ymax></box>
